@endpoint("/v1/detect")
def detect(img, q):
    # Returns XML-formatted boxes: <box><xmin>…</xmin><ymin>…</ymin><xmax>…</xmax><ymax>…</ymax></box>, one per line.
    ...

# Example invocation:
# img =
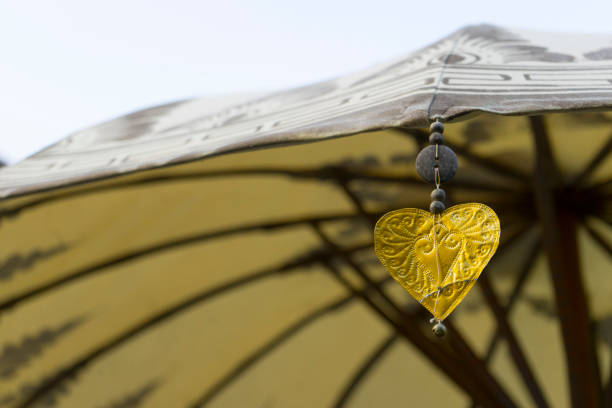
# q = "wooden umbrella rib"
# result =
<box><xmin>333</xmin><ymin>333</ymin><xmax>398</xmax><ymax>408</ymax></box>
<box><xmin>570</xmin><ymin>134</ymin><xmax>612</xmax><ymax>188</ymax></box>
<box><xmin>479</xmin><ymin>273</ymin><xmax>549</xmax><ymax>408</ymax></box>
<box><xmin>313</xmin><ymin>223</ymin><xmax>517</xmax><ymax>408</ymax></box>
<box><xmin>468</xmin><ymin>232</ymin><xmax>541</xmax><ymax>408</ymax></box>
<box><xmin>337</xmin><ymin>181</ymin><xmax>376</xmax><ymax>225</ymax></box>
<box><xmin>595</xmin><ymin>212</ymin><xmax>612</xmax><ymax>228</ymax></box>
<box><xmin>13</xmin><ymin>241</ymin><xmax>377</xmax><ymax>408</ymax></box>
<box><xmin>581</xmin><ymin>219</ymin><xmax>612</xmax><ymax>257</ymax></box>
<box><xmin>449</xmin><ymin>142</ymin><xmax>530</xmax><ymax>183</ymax></box>
<box><xmin>483</xmin><ymin>237</ymin><xmax>542</xmax><ymax>363</ymax></box>
<box><xmin>321</xmin><ymin>259</ymin><xmax>513</xmax><ymax>408</ymax></box>
<box><xmin>443</xmin><ymin>318</ymin><xmax>521</xmax><ymax>408</ymax></box>
<box><xmin>529</xmin><ymin>115</ymin><xmax>602</xmax><ymax>408</ymax></box>
<box><xmin>582</xmin><ymin>177</ymin><xmax>612</xmax><ymax>197</ymax></box>
<box><xmin>461</xmin><ymin>226</ymin><xmax>540</xmax><ymax>408</ymax></box>
<box><xmin>311</xmin><ymin>206</ymin><xmax>411</xmax><ymax>328</ymax></box>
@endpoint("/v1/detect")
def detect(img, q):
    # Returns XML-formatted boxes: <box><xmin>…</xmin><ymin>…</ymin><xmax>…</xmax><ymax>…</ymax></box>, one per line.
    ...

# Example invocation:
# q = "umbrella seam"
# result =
<box><xmin>426</xmin><ymin>33</ymin><xmax>462</xmax><ymax>121</ymax></box>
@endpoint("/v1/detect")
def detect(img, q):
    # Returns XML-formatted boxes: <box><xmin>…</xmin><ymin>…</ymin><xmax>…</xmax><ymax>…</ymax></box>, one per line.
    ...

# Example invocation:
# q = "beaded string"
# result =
<box><xmin>424</xmin><ymin>118</ymin><xmax>454</xmax><ymax>337</ymax></box>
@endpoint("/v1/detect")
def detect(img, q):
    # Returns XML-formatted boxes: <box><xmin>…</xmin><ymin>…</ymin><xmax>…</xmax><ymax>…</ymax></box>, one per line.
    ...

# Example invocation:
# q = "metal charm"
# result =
<box><xmin>373</xmin><ymin>118</ymin><xmax>500</xmax><ymax>337</ymax></box>
<box><xmin>373</xmin><ymin>204</ymin><xmax>500</xmax><ymax>321</ymax></box>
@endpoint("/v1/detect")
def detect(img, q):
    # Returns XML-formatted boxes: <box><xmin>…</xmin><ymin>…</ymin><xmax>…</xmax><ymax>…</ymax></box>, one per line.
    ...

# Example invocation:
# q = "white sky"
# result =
<box><xmin>1</xmin><ymin>0</ymin><xmax>611</xmax><ymax>164</ymax></box>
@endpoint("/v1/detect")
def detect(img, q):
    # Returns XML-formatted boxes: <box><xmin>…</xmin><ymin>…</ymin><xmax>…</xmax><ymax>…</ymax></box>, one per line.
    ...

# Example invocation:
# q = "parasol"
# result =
<box><xmin>0</xmin><ymin>24</ymin><xmax>611</xmax><ymax>407</ymax></box>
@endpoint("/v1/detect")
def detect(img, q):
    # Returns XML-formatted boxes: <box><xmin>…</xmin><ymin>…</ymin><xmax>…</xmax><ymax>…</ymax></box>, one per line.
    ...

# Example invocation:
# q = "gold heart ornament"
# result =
<box><xmin>374</xmin><ymin>203</ymin><xmax>500</xmax><ymax>321</ymax></box>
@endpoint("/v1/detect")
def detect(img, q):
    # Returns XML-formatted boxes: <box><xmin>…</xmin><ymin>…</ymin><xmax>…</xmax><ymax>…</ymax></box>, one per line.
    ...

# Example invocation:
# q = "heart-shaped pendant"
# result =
<box><xmin>374</xmin><ymin>203</ymin><xmax>500</xmax><ymax>320</ymax></box>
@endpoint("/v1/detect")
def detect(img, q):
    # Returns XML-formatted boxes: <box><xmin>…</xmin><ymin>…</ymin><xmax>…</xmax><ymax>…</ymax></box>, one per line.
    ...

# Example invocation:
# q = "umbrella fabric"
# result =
<box><xmin>1</xmin><ymin>24</ymin><xmax>612</xmax><ymax>198</ymax></box>
<box><xmin>0</xmin><ymin>24</ymin><xmax>611</xmax><ymax>408</ymax></box>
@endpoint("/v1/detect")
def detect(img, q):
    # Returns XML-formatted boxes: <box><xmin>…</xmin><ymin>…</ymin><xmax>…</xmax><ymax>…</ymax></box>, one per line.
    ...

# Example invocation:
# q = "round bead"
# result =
<box><xmin>429</xmin><ymin>132</ymin><xmax>444</xmax><ymax>145</ymax></box>
<box><xmin>429</xmin><ymin>121</ymin><xmax>444</xmax><ymax>134</ymax></box>
<box><xmin>432</xmin><ymin>322</ymin><xmax>447</xmax><ymax>337</ymax></box>
<box><xmin>415</xmin><ymin>145</ymin><xmax>458</xmax><ymax>184</ymax></box>
<box><xmin>430</xmin><ymin>188</ymin><xmax>446</xmax><ymax>202</ymax></box>
<box><xmin>430</xmin><ymin>200</ymin><xmax>445</xmax><ymax>214</ymax></box>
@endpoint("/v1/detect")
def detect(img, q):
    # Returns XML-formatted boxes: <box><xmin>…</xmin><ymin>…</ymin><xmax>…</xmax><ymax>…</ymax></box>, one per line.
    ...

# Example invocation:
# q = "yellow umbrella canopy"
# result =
<box><xmin>0</xmin><ymin>24</ymin><xmax>611</xmax><ymax>408</ymax></box>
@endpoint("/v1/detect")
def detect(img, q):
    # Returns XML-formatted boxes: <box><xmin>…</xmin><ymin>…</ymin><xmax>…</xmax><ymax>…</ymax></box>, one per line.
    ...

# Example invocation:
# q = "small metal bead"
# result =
<box><xmin>429</xmin><ymin>132</ymin><xmax>444</xmax><ymax>145</ymax></box>
<box><xmin>429</xmin><ymin>121</ymin><xmax>444</xmax><ymax>134</ymax></box>
<box><xmin>430</xmin><ymin>188</ymin><xmax>446</xmax><ymax>202</ymax></box>
<box><xmin>432</xmin><ymin>322</ymin><xmax>447</xmax><ymax>337</ymax></box>
<box><xmin>430</xmin><ymin>200</ymin><xmax>445</xmax><ymax>214</ymax></box>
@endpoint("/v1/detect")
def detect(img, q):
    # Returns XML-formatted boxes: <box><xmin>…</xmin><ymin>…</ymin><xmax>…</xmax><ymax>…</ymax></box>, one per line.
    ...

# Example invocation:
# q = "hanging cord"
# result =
<box><xmin>432</xmin><ymin>210</ymin><xmax>442</xmax><ymax>317</ymax></box>
<box><xmin>432</xmin><ymin>165</ymin><xmax>442</xmax><ymax>317</ymax></box>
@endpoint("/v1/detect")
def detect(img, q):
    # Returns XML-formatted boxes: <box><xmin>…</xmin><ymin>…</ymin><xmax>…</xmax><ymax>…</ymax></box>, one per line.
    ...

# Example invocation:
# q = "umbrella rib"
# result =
<box><xmin>529</xmin><ymin>115</ymin><xmax>602</xmax><ymax>408</ymax></box>
<box><xmin>443</xmin><ymin>317</ymin><xmax>522</xmax><ymax>407</ymax></box>
<box><xmin>478</xmin><ymin>273</ymin><xmax>549</xmax><ymax>408</ymax></box>
<box><xmin>313</xmin><ymin>223</ymin><xmax>518</xmax><ymax>408</ymax></box>
<box><xmin>332</xmin><ymin>333</ymin><xmax>398</xmax><ymax>408</ymax></box>
<box><xmin>337</xmin><ymin>181</ymin><xmax>376</xmax><ymax>225</ymax></box>
<box><xmin>482</xmin><ymin>237</ymin><xmax>542</xmax><ymax>363</ymax></box>
<box><xmin>594</xmin><ymin>212</ymin><xmax>612</xmax><ymax>228</ymax></box>
<box><xmin>468</xmin><ymin>238</ymin><xmax>541</xmax><ymax>408</ymax></box>
<box><xmin>0</xmin><ymin>165</ymin><xmax>520</xmax><ymax>221</ymax></box>
<box><xmin>453</xmin><ymin>216</ymin><xmax>535</xmax><ymax>408</ymax></box>
<box><xmin>422</xmin><ymin>222</ymin><xmax>532</xmax><ymax>400</ymax></box>
<box><xmin>570</xmin><ymin>134</ymin><xmax>612</xmax><ymax>188</ymax></box>
<box><xmin>321</xmin><ymin>258</ymin><xmax>515</xmax><ymax>408</ymax></box>
<box><xmin>12</xmin><ymin>241</ymin><xmax>375</xmax><ymax>408</ymax></box>
<box><xmin>582</xmin><ymin>177</ymin><xmax>612</xmax><ymax>197</ymax></box>
<box><xmin>581</xmin><ymin>218</ymin><xmax>612</xmax><ymax>257</ymax></box>
<box><xmin>397</xmin><ymin>129</ymin><xmax>531</xmax><ymax>183</ymax></box>
<box><xmin>187</xmin><ymin>276</ymin><xmax>394</xmax><ymax>408</ymax></box>
<box><xmin>0</xmin><ymin>210</ymin><xmax>373</xmax><ymax>313</ymax></box>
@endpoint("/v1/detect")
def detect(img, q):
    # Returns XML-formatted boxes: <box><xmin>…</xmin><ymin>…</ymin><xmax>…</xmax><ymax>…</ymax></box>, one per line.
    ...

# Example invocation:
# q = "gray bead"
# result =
<box><xmin>429</xmin><ymin>132</ymin><xmax>444</xmax><ymax>145</ymax></box>
<box><xmin>415</xmin><ymin>145</ymin><xmax>458</xmax><ymax>184</ymax></box>
<box><xmin>432</xmin><ymin>322</ymin><xmax>447</xmax><ymax>337</ymax></box>
<box><xmin>431</xmin><ymin>188</ymin><xmax>446</xmax><ymax>202</ymax></box>
<box><xmin>429</xmin><ymin>121</ymin><xmax>444</xmax><ymax>134</ymax></box>
<box><xmin>430</xmin><ymin>200</ymin><xmax>445</xmax><ymax>214</ymax></box>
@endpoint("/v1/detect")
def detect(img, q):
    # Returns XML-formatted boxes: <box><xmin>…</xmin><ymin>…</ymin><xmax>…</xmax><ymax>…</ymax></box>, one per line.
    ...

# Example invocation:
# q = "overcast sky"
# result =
<box><xmin>1</xmin><ymin>1</ymin><xmax>611</xmax><ymax>164</ymax></box>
